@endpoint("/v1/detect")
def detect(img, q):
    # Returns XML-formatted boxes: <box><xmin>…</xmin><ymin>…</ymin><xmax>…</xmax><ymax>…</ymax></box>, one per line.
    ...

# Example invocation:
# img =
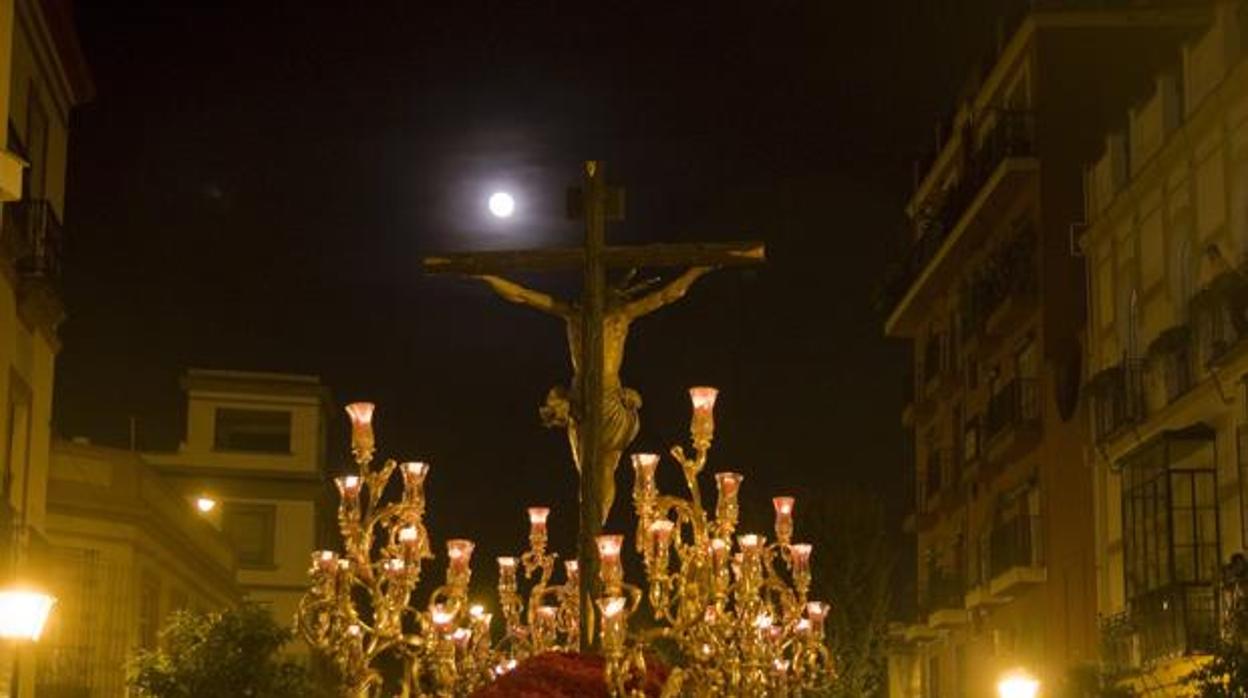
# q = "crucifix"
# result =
<box><xmin>422</xmin><ymin>161</ymin><xmax>764</xmax><ymax>649</ymax></box>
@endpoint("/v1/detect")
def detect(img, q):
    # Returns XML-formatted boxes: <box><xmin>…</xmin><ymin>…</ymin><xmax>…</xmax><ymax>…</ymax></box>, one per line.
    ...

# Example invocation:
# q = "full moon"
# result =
<box><xmin>488</xmin><ymin>192</ymin><xmax>515</xmax><ymax>218</ymax></box>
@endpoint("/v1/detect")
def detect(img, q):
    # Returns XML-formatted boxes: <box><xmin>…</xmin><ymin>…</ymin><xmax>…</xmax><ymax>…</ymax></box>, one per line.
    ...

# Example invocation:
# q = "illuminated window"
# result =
<box><xmin>213</xmin><ymin>408</ymin><xmax>291</xmax><ymax>454</ymax></box>
<box><xmin>222</xmin><ymin>503</ymin><xmax>277</xmax><ymax>569</ymax></box>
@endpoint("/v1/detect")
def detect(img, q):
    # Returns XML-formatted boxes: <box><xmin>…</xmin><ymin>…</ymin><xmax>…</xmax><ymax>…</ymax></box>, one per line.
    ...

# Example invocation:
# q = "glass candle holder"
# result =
<box><xmin>527</xmin><ymin>507</ymin><xmax>550</xmax><ymax>553</ymax></box>
<box><xmin>335</xmin><ymin>475</ymin><xmax>362</xmax><ymax>522</ymax></box>
<box><xmin>772</xmin><ymin>496</ymin><xmax>795</xmax><ymax>545</ymax></box>
<box><xmin>596</xmin><ymin>534</ymin><xmax>625</xmax><ymax>593</ymax></box>
<box><xmin>446</xmin><ymin>539</ymin><xmax>475</xmax><ymax>587</ymax></box>
<box><xmin>647</xmin><ymin>519</ymin><xmax>675</xmax><ymax>570</ymax></box>
<box><xmin>689</xmin><ymin>387</ymin><xmax>719</xmax><ymax>449</ymax></box>
<box><xmin>344</xmin><ymin>402</ymin><xmax>375</xmax><ymax>462</ymax></box>
<box><xmin>430</xmin><ymin>604</ymin><xmax>456</xmax><ymax>636</ymax></box>
<box><xmin>714</xmin><ymin>472</ymin><xmax>743</xmax><ymax>534</ymax></box>
<box><xmin>597</xmin><ymin>596</ymin><xmax>628</xmax><ymax>652</ymax></box>
<box><xmin>400</xmin><ymin>461</ymin><xmax>429</xmax><ymax>504</ymax></box>
<box><xmin>497</xmin><ymin>557</ymin><xmax>518</xmax><ymax>593</ymax></box>
<box><xmin>312</xmin><ymin>550</ymin><xmax>338</xmax><ymax>574</ymax></box>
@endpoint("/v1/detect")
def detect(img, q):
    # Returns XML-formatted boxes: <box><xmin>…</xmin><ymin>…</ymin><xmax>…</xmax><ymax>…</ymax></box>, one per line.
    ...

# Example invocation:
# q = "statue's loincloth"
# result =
<box><xmin>541</xmin><ymin>384</ymin><xmax>641</xmax><ymax>464</ymax></box>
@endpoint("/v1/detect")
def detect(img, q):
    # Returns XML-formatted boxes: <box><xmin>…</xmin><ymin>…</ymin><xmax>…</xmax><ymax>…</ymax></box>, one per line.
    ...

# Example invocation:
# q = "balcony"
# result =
<box><xmin>2</xmin><ymin>199</ymin><xmax>63</xmax><ymax>280</ymax></box>
<box><xmin>924</xmin><ymin>571</ymin><xmax>969</xmax><ymax>629</ymax></box>
<box><xmin>988</xmin><ymin>514</ymin><xmax>1046</xmax><ymax>597</ymax></box>
<box><xmin>984</xmin><ymin>378</ymin><xmax>1041</xmax><ymax>464</ymax></box>
<box><xmin>884</xmin><ymin>110</ymin><xmax>1038</xmax><ymax>336</ymax></box>
<box><xmin>1147</xmin><ymin>325</ymin><xmax>1193</xmax><ymax>405</ymax></box>
<box><xmin>1101</xmin><ymin>583</ymin><xmax>1217</xmax><ymax>671</ymax></box>
<box><xmin>1090</xmin><ymin>360</ymin><xmax>1146</xmax><ymax>443</ymax></box>
<box><xmin>1191</xmin><ymin>271</ymin><xmax>1248</xmax><ymax>369</ymax></box>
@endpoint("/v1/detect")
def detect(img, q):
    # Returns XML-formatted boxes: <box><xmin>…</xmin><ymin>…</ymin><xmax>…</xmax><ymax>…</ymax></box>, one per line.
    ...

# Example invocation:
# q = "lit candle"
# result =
<box><xmin>772</xmin><ymin>496</ymin><xmax>795</xmax><ymax>545</ymax></box>
<box><xmin>631</xmin><ymin>453</ymin><xmax>659</xmax><ymax>499</ymax></box>
<box><xmin>527</xmin><ymin>507</ymin><xmax>550</xmax><ymax>553</ymax></box>
<box><xmin>689</xmin><ymin>386</ymin><xmax>719</xmax><ymax>448</ymax></box>
<box><xmin>714</xmin><ymin>472</ymin><xmax>744</xmax><ymax>535</ymax></box>
<box><xmin>564</xmin><ymin>559</ymin><xmax>579</xmax><ymax>586</ymax></box>
<box><xmin>597</xmin><ymin>596</ymin><xmax>628</xmax><ymax>651</ymax></box>
<box><xmin>400</xmin><ymin>461</ymin><xmax>429</xmax><ymax>504</ymax></box>
<box><xmin>382</xmin><ymin>558</ymin><xmax>406</xmax><ymax>578</ymax></box>
<box><xmin>344</xmin><ymin>402</ymin><xmax>375</xmax><ymax>461</ymax></box>
<box><xmin>447</xmin><ymin>539</ymin><xmax>475</xmax><ymax>585</ymax></box>
<box><xmin>710</xmin><ymin>538</ymin><xmax>729</xmax><ymax>567</ymax></box>
<box><xmin>596</xmin><ymin>533</ymin><xmax>625</xmax><ymax>592</ymax></box>
<box><xmin>738</xmin><ymin>533</ymin><xmax>764</xmax><ymax>554</ymax></box>
<box><xmin>398</xmin><ymin>525</ymin><xmax>420</xmax><ymax>563</ymax></box>
<box><xmin>311</xmin><ymin>550</ymin><xmax>338</xmax><ymax>574</ymax></box>
<box><xmin>647</xmin><ymin>519</ymin><xmax>675</xmax><ymax>569</ymax></box>
<box><xmin>497</xmin><ymin>556</ymin><xmax>518</xmax><ymax>592</ymax></box>
<box><xmin>806</xmin><ymin>601</ymin><xmax>829</xmax><ymax>637</ymax></box>
<box><xmin>431</xmin><ymin>604</ymin><xmax>456</xmax><ymax>635</ymax></box>
<box><xmin>789</xmin><ymin>543</ymin><xmax>812</xmax><ymax>576</ymax></box>
<box><xmin>451</xmin><ymin>627</ymin><xmax>472</xmax><ymax>650</ymax></box>
<box><xmin>335</xmin><ymin>475</ymin><xmax>362</xmax><ymax>518</ymax></box>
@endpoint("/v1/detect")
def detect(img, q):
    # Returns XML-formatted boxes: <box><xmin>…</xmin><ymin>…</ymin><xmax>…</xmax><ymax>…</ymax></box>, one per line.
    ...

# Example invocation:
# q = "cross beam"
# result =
<box><xmin>421</xmin><ymin>241</ymin><xmax>765</xmax><ymax>276</ymax></box>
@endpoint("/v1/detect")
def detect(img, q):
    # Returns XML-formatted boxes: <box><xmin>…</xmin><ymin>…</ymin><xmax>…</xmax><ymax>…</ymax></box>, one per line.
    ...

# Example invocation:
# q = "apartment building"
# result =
<box><xmin>1082</xmin><ymin>3</ymin><xmax>1248</xmax><ymax>693</ymax></box>
<box><xmin>0</xmin><ymin>0</ymin><xmax>89</xmax><ymax>696</ymax></box>
<box><xmin>883</xmin><ymin>3</ymin><xmax>1208</xmax><ymax>695</ymax></box>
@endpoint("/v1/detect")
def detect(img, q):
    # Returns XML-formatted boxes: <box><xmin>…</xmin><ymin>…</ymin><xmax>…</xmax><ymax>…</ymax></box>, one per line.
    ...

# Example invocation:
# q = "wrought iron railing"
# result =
<box><xmin>988</xmin><ymin>514</ymin><xmax>1042</xmax><ymax>580</ymax></box>
<box><xmin>2</xmin><ymin>199</ymin><xmax>63</xmax><ymax>279</ymax></box>
<box><xmin>1092</xmin><ymin>360</ymin><xmax>1146</xmax><ymax>442</ymax></box>
<box><xmin>984</xmin><ymin>378</ymin><xmax>1040</xmax><ymax>442</ymax></box>
<box><xmin>883</xmin><ymin>111</ymin><xmax>1037</xmax><ymax>316</ymax></box>
<box><xmin>922</xmin><ymin>570</ymin><xmax>966</xmax><ymax>614</ymax></box>
<box><xmin>1102</xmin><ymin>583</ymin><xmax>1218</xmax><ymax>671</ymax></box>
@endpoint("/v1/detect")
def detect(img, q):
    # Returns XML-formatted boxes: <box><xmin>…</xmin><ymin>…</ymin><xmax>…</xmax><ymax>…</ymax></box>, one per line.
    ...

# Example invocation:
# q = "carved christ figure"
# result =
<box><xmin>475</xmin><ymin>267</ymin><xmax>713</xmax><ymax>523</ymax></box>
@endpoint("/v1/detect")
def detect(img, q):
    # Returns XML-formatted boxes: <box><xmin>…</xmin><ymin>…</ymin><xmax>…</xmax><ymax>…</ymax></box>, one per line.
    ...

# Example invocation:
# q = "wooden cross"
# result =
<box><xmin>422</xmin><ymin>161</ymin><xmax>764</xmax><ymax>649</ymax></box>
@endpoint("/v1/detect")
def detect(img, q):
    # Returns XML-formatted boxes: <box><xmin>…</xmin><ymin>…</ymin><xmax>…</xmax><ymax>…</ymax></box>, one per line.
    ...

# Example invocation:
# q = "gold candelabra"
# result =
<box><xmin>299</xmin><ymin>389</ymin><xmax>833</xmax><ymax>697</ymax></box>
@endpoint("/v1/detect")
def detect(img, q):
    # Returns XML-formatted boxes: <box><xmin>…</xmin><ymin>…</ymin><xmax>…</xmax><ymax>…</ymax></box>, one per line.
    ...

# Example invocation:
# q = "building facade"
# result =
<box><xmin>37</xmin><ymin>440</ymin><xmax>240</xmax><ymax>697</ymax></box>
<box><xmin>1082</xmin><ymin>3</ymin><xmax>1248</xmax><ymax>693</ymax></box>
<box><xmin>0</xmin><ymin>0</ymin><xmax>89</xmax><ymax>696</ymax></box>
<box><xmin>884</xmin><ymin>4</ymin><xmax>1209</xmax><ymax>696</ymax></box>
<box><xmin>144</xmin><ymin>369</ymin><xmax>331</xmax><ymax>644</ymax></box>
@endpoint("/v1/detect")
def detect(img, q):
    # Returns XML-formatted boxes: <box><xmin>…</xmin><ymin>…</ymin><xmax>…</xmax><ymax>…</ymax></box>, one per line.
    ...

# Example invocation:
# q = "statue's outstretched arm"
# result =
<box><xmin>475</xmin><ymin>275</ymin><xmax>572</xmax><ymax>317</ymax></box>
<box><xmin>623</xmin><ymin>266</ymin><xmax>713</xmax><ymax>319</ymax></box>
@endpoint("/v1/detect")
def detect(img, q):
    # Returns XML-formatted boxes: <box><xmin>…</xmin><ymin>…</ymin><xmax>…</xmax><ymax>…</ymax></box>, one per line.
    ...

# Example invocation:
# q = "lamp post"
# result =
<box><xmin>0</xmin><ymin>587</ymin><xmax>56</xmax><ymax>698</ymax></box>
<box><xmin>997</xmin><ymin>669</ymin><xmax>1040</xmax><ymax>698</ymax></box>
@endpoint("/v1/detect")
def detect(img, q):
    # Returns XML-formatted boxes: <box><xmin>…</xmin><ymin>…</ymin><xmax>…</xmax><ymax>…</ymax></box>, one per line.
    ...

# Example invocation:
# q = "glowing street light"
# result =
<box><xmin>0</xmin><ymin>588</ymin><xmax>56</xmax><ymax>641</ymax></box>
<box><xmin>998</xmin><ymin>669</ymin><xmax>1040</xmax><ymax>698</ymax></box>
<box><xmin>488</xmin><ymin>191</ymin><xmax>515</xmax><ymax>218</ymax></box>
<box><xmin>196</xmin><ymin>496</ymin><xmax>218</xmax><ymax>513</ymax></box>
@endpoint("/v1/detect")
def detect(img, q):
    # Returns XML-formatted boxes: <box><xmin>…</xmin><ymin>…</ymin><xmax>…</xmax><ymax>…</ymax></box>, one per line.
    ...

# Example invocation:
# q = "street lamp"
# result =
<box><xmin>195</xmin><ymin>496</ymin><xmax>217</xmax><ymax>513</ymax></box>
<box><xmin>997</xmin><ymin>669</ymin><xmax>1040</xmax><ymax>698</ymax></box>
<box><xmin>0</xmin><ymin>588</ymin><xmax>56</xmax><ymax>641</ymax></box>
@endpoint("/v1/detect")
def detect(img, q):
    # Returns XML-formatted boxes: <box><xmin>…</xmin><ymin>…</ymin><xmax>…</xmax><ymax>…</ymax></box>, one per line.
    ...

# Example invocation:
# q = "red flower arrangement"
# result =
<box><xmin>469</xmin><ymin>651</ymin><xmax>669</xmax><ymax>698</ymax></box>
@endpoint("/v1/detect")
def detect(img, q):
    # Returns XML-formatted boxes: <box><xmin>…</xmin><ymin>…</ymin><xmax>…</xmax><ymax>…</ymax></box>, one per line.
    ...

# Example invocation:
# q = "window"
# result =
<box><xmin>213</xmin><ymin>408</ymin><xmax>292</xmax><ymax>453</ymax></box>
<box><xmin>1120</xmin><ymin>425</ymin><xmax>1220</xmax><ymax>660</ymax></box>
<box><xmin>137</xmin><ymin>572</ymin><xmax>160</xmax><ymax>650</ymax></box>
<box><xmin>222</xmin><ymin>503</ymin><xmax>277</xmax><ymax>568</ymax></box>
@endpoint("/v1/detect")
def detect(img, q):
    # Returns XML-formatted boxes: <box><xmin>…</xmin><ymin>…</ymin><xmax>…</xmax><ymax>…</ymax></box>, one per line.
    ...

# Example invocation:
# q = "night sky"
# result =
<box><xmin>58</xmin><ymin>3</ymin><xmax>999</xmax><ymax>582</ymax></box>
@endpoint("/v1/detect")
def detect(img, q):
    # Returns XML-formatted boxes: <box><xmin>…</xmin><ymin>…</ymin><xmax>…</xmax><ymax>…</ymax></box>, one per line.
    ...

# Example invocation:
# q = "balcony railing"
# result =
<box><xmin>989</xmin><ymin>514</ymin><xmax>1042</xmax><ymax>580</ymax></box>
<box><xmin>1102</xmin><ymin>583</ymin><xmax>1217</xmax><ymax>670</ymax></box>
<box><xmin>923</xmin><ymin>570</ymin><xmax>966</xmax><ymax>614</ymax></box>
<box><xmin>2</xmin><ymin>199</ymin><xmax>63</xmax><ymax>279</ymax></box>
<box><xmin>985</xmin><ymin>378</ymin><xmax>1040</xmax><ymax>443</ymax></box>
<box><xmin>1091</xmin><ymin>360</ymin><xmax>1146</xmax><ymax>442</ymax></box>
<box><xmin>883</xmin><ymin>111</ymin><xmax>1037</xmax><ymax>318</ymax></box>
<box><xmin>1147</xmin><ymin>325</ymin><xmax>1193</xmax><ymax>404</ymax></box>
